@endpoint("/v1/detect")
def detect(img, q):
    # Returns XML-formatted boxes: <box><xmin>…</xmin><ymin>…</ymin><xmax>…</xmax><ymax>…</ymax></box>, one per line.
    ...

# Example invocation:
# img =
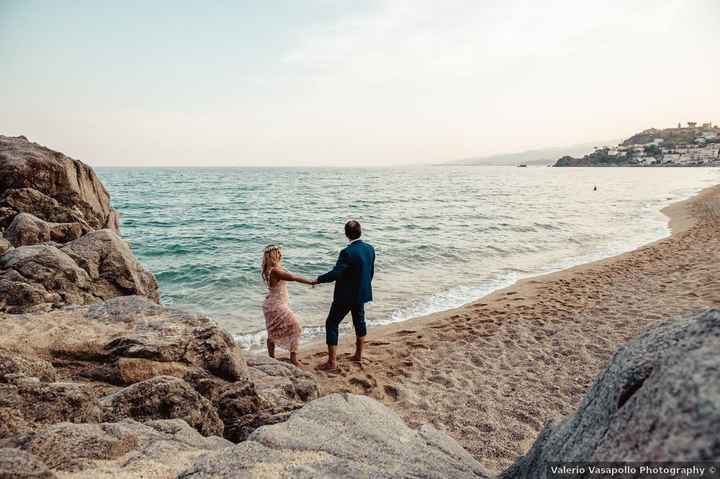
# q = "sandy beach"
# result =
<box><xmin>303</xmin><ymin>183</ymin><xmax>720</xmax><ymax>472</ymax></box>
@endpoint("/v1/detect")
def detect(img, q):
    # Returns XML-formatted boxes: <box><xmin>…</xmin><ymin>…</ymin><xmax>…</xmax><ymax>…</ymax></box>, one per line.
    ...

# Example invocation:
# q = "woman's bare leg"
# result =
<box><xmin>290</xmin><ymin>351</ymin><xmax>302</xmax><ymax>368</ymax></box>
<box><xmin>267</xmin><ymin>338</ymin><xmax>275</xmax><ymax>358</ymax></box>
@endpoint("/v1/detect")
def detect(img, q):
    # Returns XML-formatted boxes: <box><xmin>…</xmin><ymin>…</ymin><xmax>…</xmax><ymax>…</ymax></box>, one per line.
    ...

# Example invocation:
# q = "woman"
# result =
<box><xmin>261</xmin><ymin>244</ymin><xmax>316</xmax><ymax>367</ymax></box>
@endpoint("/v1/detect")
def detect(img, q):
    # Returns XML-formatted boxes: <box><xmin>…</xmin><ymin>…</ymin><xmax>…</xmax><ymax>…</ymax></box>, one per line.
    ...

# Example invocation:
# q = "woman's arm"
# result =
<box><xmin>272</xmin><ymin>268</ymin><xmax>317</xmax><ymax>285</ymax></box>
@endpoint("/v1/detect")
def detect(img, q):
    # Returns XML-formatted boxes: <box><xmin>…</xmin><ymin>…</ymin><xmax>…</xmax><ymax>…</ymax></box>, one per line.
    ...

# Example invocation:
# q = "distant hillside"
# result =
<box><xmin>554</xmin><ymin>122</ymin><xmax>720</xmax><ymax>167</ymax></box>
<box><xmin>451</xmin><ymin>140</ymin><xmax>620</xmax><ymax>166</ymax></box>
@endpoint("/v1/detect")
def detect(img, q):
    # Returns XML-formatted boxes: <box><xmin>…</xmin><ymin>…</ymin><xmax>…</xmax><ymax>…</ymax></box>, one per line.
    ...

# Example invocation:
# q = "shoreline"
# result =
<box><xmin>300</xmin><ymin>182</ymin><xmax>720</xmax><ymax>472</ymax></box>
<box><xmin>300</xmin><ymin>183</ymin><xmax>706</xmax><ymax>351</ymax></box>
<box><xmin>237</xmin><ymin>183</ymin><xmax>707</xmax><ymax>350</ymax></box>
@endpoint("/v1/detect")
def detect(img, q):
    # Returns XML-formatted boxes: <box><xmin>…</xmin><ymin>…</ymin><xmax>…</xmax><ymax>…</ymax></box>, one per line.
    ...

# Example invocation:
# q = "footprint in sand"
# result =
<box><xmin>395</xmin><ymin>329</ymin><xmax>417</xmax><ymax>336</ymax></box>
<box><xmin>383</xmin><ymin>384</ymin><xmax>401</xmax><ymax>401</ymax></box>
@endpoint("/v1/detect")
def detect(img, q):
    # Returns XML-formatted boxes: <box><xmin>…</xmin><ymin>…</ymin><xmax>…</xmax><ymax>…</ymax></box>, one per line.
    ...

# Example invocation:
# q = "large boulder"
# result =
<box><xmin>502</xmin><ymin>309</ymin><xmax>720</xmax><ymax>479</ymax></box>
<box><xmin>179</xmin><ymin>393</ymin><xmax>489</xmax><ymax>479</ymax></box>
<box><xmin>0</xmin><ymin>245</ymin><xmax>94</xmax><ymax>313</ymax></box>
<box><xmin>0</xmin><ymin>419</ymin><xmax>230</xmax><ymax>477</ymax></box>
<box><xmin>0</xmin><ymin>297</ymin><xmax>248</xmax><ymax>384</ymax></box>
<box><xmin>5</xmin><ymin>213</ymin><xmax>85</xmax><ymax>247</ymax></box>
<box><xmin>214</xmin><ymin>354</ymin><xmax>321</xmax><ymax>442</ymax></box>
<box><xmin>0</xmin><ymin>232</ymin><xmax>158</xmax><ymax>313</ymax></box>
<box><xmin>100</xmin><ymin>376</ymin><xmax>224</xmax><ymax>437</ymax></box>
<box><xmin>61</xmin><ymin>230</ymin><xmax>159</xmax><ymax>302</ymax></box>
<box><xmin>0</xmin><ymin>135</ymin><xmax>119</xmax><ymax>233</ymax></box>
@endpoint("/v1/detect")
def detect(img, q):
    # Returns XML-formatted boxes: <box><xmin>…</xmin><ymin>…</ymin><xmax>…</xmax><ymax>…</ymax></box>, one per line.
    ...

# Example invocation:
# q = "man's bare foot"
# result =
<box><xmin>351</xmin><ymin>354</ymin><xmax>362</xmax><ymax>363</ymax></box>
<box><xmin>317</xmin><ymin>361</ymin><xmax>337</xmax><ymax>371</ymax></box>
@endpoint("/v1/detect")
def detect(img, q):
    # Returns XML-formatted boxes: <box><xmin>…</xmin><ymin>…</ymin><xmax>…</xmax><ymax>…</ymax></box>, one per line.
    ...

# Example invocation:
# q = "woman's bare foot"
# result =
<box><xmin>290</xmin><ymin>352</ymin><xmax>303</xmax><ymax>368</ymax></box>
<box><xmin>267</xmin><ymin>338</ymin><xmax>275</xmax><ymax>358</ymax></box>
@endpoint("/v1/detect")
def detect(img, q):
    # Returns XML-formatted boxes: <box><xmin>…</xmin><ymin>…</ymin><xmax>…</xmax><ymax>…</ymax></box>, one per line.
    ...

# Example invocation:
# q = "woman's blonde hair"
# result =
<box><xmin>262</xmin><ymin>244</ymin><xmax>283</xmax><ymax>286</ymax></box>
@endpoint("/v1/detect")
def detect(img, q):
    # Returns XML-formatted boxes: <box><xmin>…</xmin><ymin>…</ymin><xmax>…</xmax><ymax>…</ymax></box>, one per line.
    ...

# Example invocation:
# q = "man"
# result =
<box><xmin>316</xmin><ymin>220</ymin><xmax>375</xmax><ymax>370</ymax></box>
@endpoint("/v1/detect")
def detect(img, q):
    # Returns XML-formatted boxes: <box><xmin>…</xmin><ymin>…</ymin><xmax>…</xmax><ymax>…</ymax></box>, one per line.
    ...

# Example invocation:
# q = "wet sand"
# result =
<box><xmin>302</xmin><ymin>184</ymin><xmax>720</xmax><ymax>472</ymax></box>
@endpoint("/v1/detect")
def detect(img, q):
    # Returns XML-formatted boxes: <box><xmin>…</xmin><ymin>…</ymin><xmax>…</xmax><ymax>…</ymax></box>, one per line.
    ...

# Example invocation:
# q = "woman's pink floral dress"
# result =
<box><xmin>262</xmin><ymin>279</ymin><xmax>302</xmax><ymax>353</ymax></box>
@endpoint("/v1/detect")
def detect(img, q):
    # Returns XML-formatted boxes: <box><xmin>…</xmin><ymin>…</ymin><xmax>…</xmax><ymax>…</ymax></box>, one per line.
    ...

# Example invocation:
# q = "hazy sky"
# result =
<box><xmin>1</xmin><ymin>0</ymin><xmax>718</xmax><ymax>166</ymax></box>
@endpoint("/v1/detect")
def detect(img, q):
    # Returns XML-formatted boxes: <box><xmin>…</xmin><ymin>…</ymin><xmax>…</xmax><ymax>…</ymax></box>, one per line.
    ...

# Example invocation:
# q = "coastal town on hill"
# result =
<box><xmin>554</xmin><ymin>121</ymin><xmax>720</xmax><ymax>167</ymax></box>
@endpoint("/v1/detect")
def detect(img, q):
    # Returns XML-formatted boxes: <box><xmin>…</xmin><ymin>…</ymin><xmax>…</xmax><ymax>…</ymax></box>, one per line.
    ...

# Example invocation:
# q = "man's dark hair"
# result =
<box><xmin>345</xmin><ymin>220</ymin><xmax>362</xmax><ymax>240</ymax></box>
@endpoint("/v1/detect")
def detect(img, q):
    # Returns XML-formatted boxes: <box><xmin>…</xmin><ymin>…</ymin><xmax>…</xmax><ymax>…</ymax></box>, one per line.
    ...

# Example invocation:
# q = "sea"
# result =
<box><xmin>96</xmin><ymin>166</ymin><xmax>719</xmax><ymax>349</ymax></box>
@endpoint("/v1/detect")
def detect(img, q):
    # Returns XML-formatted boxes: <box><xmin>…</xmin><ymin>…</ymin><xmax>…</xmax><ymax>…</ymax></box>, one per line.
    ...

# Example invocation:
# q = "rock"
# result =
<box><xmin>116</xmin><ymin>358</ymin><xmax>193</xmax><ymax>384</ymax></box>
<box><xmin>0</xmin><ymin>232</ymin><xmax>158</xmax><ymax>313</ymax></box>
<box><xmin>0</xmin><ymin>349</ymin><xmax>56</xmax><ymax>382</ymax></box>
<box><xmin>0</xmin><ymin>382</ymin><xmax>104</xmax><ymax>437</ymax></box>
<box><xmin>0</xmin><ymin>135</ymin><xmax>119</xmax><ymax>233</ymax></box>
<box><xmin>247</xmin><ymin>354</ymin><xmax>320</xmax><ymax>404</ymax></box>
<box><xmin>100</xmin><ymin>376</ymin><xmax>224</xmax><ymax>437</ymax></box>
<box><xmin>0</xmin><ymin>297</ymin><xmax>248</xmax><ymax>384</ymax></box>
<box><xmin>5</xmin><ymin>213</ymin><xmax>85</xmax><ymax>247</ymax></box>
<box><xmin>0</xmin><ymin>188</ymin><xmax>91</xmax><ymax>231</ymax></box>
<box><xmin>61</xmin><ymin>230</ymin><xmax>159</xmax><ymax>303</ymax></box>
<box><xmin>0</xmin><ymin>448</ymin><xmax>56</xmax><ymax>479</ymax></box>
<box><xmin>180</xmin><ymin>393</ymin><xmax>489</xmax><ymax>479</ymax></box>
<box><xmin>0</xmin><ymin>238</ymin><xmax>11</xmax><ymax>256</ymax></box>
<box><xmin>502</xmin><ymin>309</ymin><xmax>720</xmax><ymax>479</ymax></box>
<box><xmin>0</xmin><ymin>245</ymin><xmax>93</xmax><ymax>313</ymax></box>
<box><xmin>0</xmin><ymin>419</ymin><xmax>230</xmax><ymax>477</ymax></box>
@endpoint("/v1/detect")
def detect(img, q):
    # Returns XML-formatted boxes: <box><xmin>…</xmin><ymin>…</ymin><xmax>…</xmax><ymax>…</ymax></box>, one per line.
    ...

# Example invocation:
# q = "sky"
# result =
<box><xmin>1</xmin><ymin>0</ymin><xmax>718</xmax><ymax>167</ymax></box>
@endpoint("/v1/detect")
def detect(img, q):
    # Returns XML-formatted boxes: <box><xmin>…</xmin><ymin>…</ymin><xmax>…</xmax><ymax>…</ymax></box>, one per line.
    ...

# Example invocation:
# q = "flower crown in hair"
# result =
<box><xmin>264</xmin><ymin>244</ymin><xmax>282</xmax><ymax>253</ymax></box>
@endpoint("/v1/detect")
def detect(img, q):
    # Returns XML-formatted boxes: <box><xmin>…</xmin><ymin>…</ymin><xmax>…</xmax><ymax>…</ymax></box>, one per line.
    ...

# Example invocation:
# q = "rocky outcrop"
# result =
<box><xmin>180</xmin><ymin>393</ymin><xmax>489</xmax><ymax>479</ymax></box>
<box><xmin>101</xmin><ymin>376</ymin><xmax>224</xmax><ymax>437</ymax></box>
<box><xmin>0</xmin><ymin>232</ymin><xmax>158</xmax><ymax>313</ymax></box>
<box><xmin>5</xmin><ymin>213</ymin><xmax>85</xmax><ymax>247</ymax></box>
<box><xmin>0</xmin><ymin>297</ymin><xmax>318</xmax><ymax>442</ymax></box>
<box><xmin>0</xmin><ymin>419</ymin><xmax>230</xmax><ymax>477</ymax></box>
<box><xmin>502</xmin><ymin>309</ymin><xmax>720</xmax><ymax>479</ymax></box>
<box><xmin>0</xmin><ymin>135</ymin><xmax>119</xmax><ymax>232</ymax></box>
<box><xmin>0</xmin><ymin>136</ymin><xmax>158</xmax><ymax>313</ymax></box>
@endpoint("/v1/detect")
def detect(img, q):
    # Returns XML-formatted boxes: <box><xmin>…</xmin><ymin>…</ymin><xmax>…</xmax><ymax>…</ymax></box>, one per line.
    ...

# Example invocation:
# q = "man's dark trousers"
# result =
<box><xmin>325</xmin><ymin>302</ymin><xmax>367</xmax><ymax>346</ymax></box>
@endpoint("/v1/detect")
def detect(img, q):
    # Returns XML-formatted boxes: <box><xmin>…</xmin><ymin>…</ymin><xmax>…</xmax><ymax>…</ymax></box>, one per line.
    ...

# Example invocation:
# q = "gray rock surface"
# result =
<box><xmin>101</xmin><ymin>376</ymin><xmax>224</xmax><ymax>437</ymax></box>
<box><xmin>0</xmin><ymin>245</ymin><xmax>93</xmax><ymax>313</ymax></box>
<box><xmin>61</xmin><ymin>229</ymin><xmax>159</xmax><ymax>303</ymax></box>
<box><xmin>502</xmin><ymin>309</ymin><xmax>720</xmax><ymax>479</ymax></box>
<box><xmin>5</xmin><ymin>213</ymin><xmax>85</xmax><ymax>247</ymax></box>
<box><xmin>0</xmin><ymin>447</ymin><xmax>57</xmax><ymax>479</ymax></box>
<box><xmin>180</xmin><ymin>393</ymin><xmax>489</xmax><ymax>479</ymax></box>
<box><xmin>0</xmin><ymin>419</ymin><xmax>230</xmax><ymax>478</ymax></box>
<box><xmin>0</xmin><ymin>135</ymin><xmax>119</xmax><ymax>232</ymax></box>
<box><xmin>0</xmin><ymin>188</ymin><xmax>91</xmax><ymax>231</ymax></box>
<box><xmin>0</xmin><ymin>233</ymin><xmax>158</xmax><ymax>313</ymax></box>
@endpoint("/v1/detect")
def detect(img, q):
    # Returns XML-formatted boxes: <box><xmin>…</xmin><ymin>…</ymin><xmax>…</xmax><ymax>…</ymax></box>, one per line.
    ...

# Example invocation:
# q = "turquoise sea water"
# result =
<box><xmin>97</xmin><ymin>166</ymin><xmax>719</xmax><ymax>348</ymax></box>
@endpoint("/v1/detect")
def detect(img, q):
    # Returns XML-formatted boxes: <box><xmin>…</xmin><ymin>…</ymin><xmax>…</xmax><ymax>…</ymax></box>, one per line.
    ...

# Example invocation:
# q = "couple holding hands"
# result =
<box><xmin>261</xmin><ymin>220</ymin><xmax>375</xmax><ymax>371</ymax></box>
